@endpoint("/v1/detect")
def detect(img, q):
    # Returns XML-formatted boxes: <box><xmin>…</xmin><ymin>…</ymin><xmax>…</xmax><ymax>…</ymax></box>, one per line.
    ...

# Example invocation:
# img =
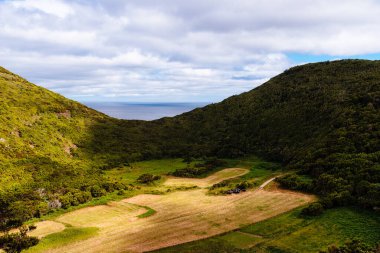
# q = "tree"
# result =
<box><xmin>301</xmin><ymin>203</ymin><xmax>324</xmax><ymax>216</ymax></box>
<box><xmin>319</xmin><ymin>239</ymin><xmax>377</xmax><ymax>253</ymax></box>
<box><xmin>136</xmin><ymin>174</ymin><xmax>161</xmax><ymax>184</ymax></box>
<box><xmin>0</xmin><ymin>226</ymin><xmax>39</xmax><ymax>253</ymax></box>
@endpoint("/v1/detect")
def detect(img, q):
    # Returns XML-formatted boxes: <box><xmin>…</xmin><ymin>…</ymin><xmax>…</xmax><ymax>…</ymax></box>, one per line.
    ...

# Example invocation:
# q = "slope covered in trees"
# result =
<box><xmin>157</xmin><ymin>60</ymin><xmax>380</xmax><ymax>209</ymax></box>
<box><xmin>0</xmin><ymin>60</ymin><xmax>379</xmax><ymax>231</ymax></box>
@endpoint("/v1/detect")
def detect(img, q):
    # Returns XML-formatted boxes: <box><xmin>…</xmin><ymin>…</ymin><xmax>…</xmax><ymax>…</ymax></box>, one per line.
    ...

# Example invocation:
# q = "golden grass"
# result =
<box><xmin>56</xmin><ymin>201</ymin><xmax>145</xmax><ymax>228</ymax></box>
<box><xmin>28</xmin><ymin>221</ymin><xmax>65</xmax><ymax>239</ymax></box>
<box><xmin>25</xmin><ymin>170</ymin><xmax>314</xmax><ymax>253</ymax></box>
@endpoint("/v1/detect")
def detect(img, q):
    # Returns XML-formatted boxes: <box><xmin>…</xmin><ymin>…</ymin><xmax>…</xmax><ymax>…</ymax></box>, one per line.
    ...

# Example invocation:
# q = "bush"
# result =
<box><xmin>301</xmin><ymin>203</ymin><xmax>324</xmax><ymax>216</ymax></box>
<box><xmin>236</xmin><ymin>181</ymin><xmax>252</xmax><ymax>190</ymax></box>
<box><xmin>58</xmin><ymin>195</ymin><xmax>71</xmax><ymax>209</ymax></box>
<box><xmin>276</xmin><ymin>174</ymin><xmax>313</xmax><ymax>192</ymax></box>
<box><xmin>0</xmin><ymin>227</ymin><xmax>39</xmax><ymax>253</ymax></box>
<box><xmin>319</xmin><ymin>239</ymin><xmax>377</xmax><ymax>253</ymax></box>
<box><xmin>90</xmin><ymin>185</ymin><xmax>106</xmax><ymax>198</ymax></box>
<box><xmin>28</xmin><ymin>225</ymin><xmax>36</xmax><ymax>231</ymax></box>
<box><xmin>136</xmin><ymin>174</ymin><xmax>161</xmax><ymax>184</ymax></box>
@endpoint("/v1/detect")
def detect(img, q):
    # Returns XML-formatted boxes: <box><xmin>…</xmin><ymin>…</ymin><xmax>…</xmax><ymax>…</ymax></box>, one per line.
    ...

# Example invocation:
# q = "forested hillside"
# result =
<box><xmin>158</xmin><ymin>60</ymin><xmax>380</xmax><ymax>209</ymax></box>
<box><xmin>0</xmin><ymin>60</ymin><xmax>379</xmax><ymax>231</ymax></box>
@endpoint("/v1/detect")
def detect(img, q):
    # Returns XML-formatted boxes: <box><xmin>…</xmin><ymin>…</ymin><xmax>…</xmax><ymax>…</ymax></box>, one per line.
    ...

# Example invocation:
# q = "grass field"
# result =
<box><xmin>154</xmin><ymin>207</ymin><xmax>380</xmax><ymax>253</ymax></box>
<box><xmin>24</xmin><ymin>164</ymin><xmax>313</xmax><ymax>253</ymax></box>
<box><xmin>26</xmin><ymin>227</ymin><xmax>99</xmax><ymax>253</ymax></box>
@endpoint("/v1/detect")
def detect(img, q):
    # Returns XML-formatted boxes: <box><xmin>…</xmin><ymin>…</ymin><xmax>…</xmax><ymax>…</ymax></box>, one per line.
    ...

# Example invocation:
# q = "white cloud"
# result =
<box><xmin>0</xmin><ymin>0</ymin><xmax>380</xmax><ymax>102</ymax></box>
<box><xmin>11</xmin><ymin>0</ymin><xmax>74</xmax><ymax>18</ymax></box>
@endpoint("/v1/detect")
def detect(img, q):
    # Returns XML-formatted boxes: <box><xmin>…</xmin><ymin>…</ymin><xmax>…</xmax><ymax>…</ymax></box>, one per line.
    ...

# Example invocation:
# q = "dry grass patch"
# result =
<box><xmin>28</xmin><ymin>221</ymin><xmax>66</xmax><ymax>239</ymax></box>
<box><xmin>24</xmin><ymin>169</ymin><xmax>314</xmax><ymax>253</ymax></box>
<box><xmin>164</xmin><ymin>168</ymin><xmax>249</xmax><ymax>188</ymax></box>
<box><xmin>56</xmin><ymin>201</ymin><xmax>146</xmax><ymax>228</ymax></box>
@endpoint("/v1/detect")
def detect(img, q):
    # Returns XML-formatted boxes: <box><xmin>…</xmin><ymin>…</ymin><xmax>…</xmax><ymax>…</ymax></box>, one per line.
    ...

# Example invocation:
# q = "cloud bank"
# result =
<box><xmin>1</xmin><ymin>0</ymin><xmax>380</xmax><ymax>102</ymax></box>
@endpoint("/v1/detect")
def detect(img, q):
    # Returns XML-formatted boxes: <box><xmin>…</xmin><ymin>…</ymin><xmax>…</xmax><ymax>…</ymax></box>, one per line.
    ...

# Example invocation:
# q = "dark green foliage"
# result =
<box><xmin>319</xmin><ymin>239</ymin><xmax>379</xmax><ymax>253</ymax></box>
<box><xmin>171</xmin><ymin>158</ymin><xmax>226</xmax><ymax>177</ymax></box>
<box><xmin>89</xmin><ymin>185</ymin><xmax>106</xmax><ymax>198</ymax></box>
<box><xmin>210</xmin><ymin>180</ymin><xmax>231</xmax><ymax>190</ymax></box>
<box><xmin>151</xmin><ymin>60</ymin><xmax>379</xmax><ymax>209</ymax></box>
<box><xmin>136</xmin><ymin>174</ymin><xmax>161</xmax><ymax>184</ymax></box>
<box><xmin>28</xmin><ymin>225</ymin><xmax>36</xmax><ymax>231</ymax></box>
<box><xmin>0</xmin><ymin>227</ymin><xmax>39</xmax><ymax>253</ymax></box>
<box><xmin>235</xmin><ymin>181</ymin><xmax>251</xmax><ymax>190</ymax></box>
<box><xmin>276</xmin><ymin>174</ymin><xmax>313</xmax><ymax>192</ymax></box>
<box><xmin>301</xmin><ymin>203</ymin><xmax>325</xmax><ymax>216</ymax></box>
<box><xmin>171</xmin><ymin>166</ymin><xmax>212</xmax><ymax>177</ymax></box>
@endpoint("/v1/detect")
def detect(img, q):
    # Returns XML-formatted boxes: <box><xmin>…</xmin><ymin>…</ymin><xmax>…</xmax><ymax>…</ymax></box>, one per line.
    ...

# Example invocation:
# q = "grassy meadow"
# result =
<box><xmin>19</xmin><ymin>157</ymin><xmax>316</xmax><ymax>252</ymax></box>
<box><xmin>154</xmin><ymin>207</ymin><xmax>380</xmax><ymax>253</ymax></box>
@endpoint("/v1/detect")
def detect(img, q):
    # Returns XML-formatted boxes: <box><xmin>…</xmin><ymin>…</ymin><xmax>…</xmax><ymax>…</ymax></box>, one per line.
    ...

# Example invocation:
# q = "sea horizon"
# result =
<box><xmin>83</xmin><ymin>101</ymin><xmax>210</xmax><ymax>120</ymax></box>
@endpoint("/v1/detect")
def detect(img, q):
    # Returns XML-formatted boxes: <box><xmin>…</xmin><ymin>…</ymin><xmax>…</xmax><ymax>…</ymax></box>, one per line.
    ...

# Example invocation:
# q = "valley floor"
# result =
<box><xmin>24</xmin><ymin>168</ymin><xmax>314</xmax><ymax>253</ymax></box>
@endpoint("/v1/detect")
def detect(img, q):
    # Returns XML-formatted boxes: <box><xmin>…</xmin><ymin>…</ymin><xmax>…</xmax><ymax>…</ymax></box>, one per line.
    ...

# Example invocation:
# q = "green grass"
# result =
<box><xmin>105</xmin><ymin>158</ymin><xmax>193</xmax><ymax>184</ymax></box>
<box><xmin>226</xmin><ymin>156</ymin><xmax>282</xmax><ymax>183</ymax></box>
<box><xmin>243</xmin><ymin>207</ymin><xmax>380</xmax><ymax>252</ymax></box>
<box><xmin>25</xmin><ymin>227</ymin><xmax>99</xmax><ymax>252</ymax></box>
<box><xmin>219</xmin><ymin>232</ymin><xmax>263</xmax><ymax>249</ymax></box>
<box><xmin>153</xmin><ymin>207</ymin><xmax>380</xmax><ymax>253</ymax></box>
<box><xmin>138</xmin><ymin>206</ymin><xmax>157</xmax><ymax>218</ymax></box>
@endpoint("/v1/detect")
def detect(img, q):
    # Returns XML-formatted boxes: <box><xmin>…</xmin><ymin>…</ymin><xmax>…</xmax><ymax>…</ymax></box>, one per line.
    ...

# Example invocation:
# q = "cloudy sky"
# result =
<box><xmin>1</xmin><ymin>0</ymin><xmax>380</xmax><ymax>103</ymax></box>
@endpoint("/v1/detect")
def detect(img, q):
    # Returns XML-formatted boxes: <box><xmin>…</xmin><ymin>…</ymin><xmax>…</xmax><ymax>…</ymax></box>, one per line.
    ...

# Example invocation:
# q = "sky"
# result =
<box><xmin>1</xmin><ymin>0</ymin><xmax>380</xmax><ymax>103</ymax></box>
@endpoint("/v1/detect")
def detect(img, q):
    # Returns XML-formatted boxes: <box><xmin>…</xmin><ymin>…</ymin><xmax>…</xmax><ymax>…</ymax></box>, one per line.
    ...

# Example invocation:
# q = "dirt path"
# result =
<box><xmin>258</xmin><ymin>177</ymin><xmax>277</xmax><ymax>189</ymax></box>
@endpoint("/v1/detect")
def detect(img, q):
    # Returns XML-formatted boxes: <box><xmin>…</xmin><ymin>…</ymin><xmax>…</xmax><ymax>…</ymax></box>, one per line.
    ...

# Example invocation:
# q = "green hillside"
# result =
<box><xmin>0</xmin><ymin>60</ymin><xmax>379</xmax><ymax>232</ymax></box>
<box><xmin>149</xmin><ymin>60</ymin><xmax>380</xmax><ymax>209</ymax></box>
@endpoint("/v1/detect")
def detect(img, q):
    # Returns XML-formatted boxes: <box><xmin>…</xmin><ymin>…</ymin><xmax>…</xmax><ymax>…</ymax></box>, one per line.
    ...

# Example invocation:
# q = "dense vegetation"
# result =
<box><xmin>319</xmin><ymin>239</ymin><xmax>379</xmax><ymax>253</ymax></box>
<box><xmin>0</xmin><ymin>67</ymin><xmax>137</xmax><ymax>231</ymax></box>
<box><xmin>170</xmin><ymin>157</ymin><xmax>226</xmax><ymax>177</ymax></box>
<box><xmin>153</xmin><ymin>60</ymin><xmax>380</xmax><ymax>211</ymax></box>
<box><xmin>0</xmin><ymin>226</ymin><xmax>39</xmax><ymax>252</ymax></box>
<box><xmin>0</xmin><ymin>60</ymin><xmax>379</xmax><ymax>234</ymax></box>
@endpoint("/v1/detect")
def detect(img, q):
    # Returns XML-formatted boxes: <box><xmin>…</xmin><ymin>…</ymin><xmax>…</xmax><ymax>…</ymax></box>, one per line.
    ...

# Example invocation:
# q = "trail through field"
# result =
<box><xmin>26</xmin><ymin>169</ymin><xmax>314</xmax><ymax>253</ymax></box>
<box><xmin>163</xmin><ymin>168</ymin><xmax>249</xmax><ymax>188</ymax></box>
<box><xmin>258</xmin><ymin>177</ymin><xmax>277</xmax><ymax>189</ymax></box>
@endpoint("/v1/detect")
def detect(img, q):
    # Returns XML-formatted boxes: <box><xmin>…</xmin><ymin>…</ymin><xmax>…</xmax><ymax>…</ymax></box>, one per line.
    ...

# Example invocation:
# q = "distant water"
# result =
<box><xmin>84</xmin><ymin>102</ymin><xmax>209</xmax><ymax>120</ymax></box>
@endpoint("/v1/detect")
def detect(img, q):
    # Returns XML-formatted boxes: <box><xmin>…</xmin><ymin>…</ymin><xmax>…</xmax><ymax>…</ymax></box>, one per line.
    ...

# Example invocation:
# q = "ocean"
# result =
<box><xmin>83</xmin><ymin>102</ymin><xmax>209</xmax><ymax>120</ymax></box>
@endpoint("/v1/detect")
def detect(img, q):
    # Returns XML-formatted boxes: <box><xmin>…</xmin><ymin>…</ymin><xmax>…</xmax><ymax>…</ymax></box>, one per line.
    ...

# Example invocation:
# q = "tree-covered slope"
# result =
<box><xmin>84</xmin><ymin>59</ymin><xmax>380</xmax><ymax>209</ymax></box>
<box><xmin>160</xmin><ymin>60</ymin><xmax>379</xmax><ymax>159</ymax></box>
<box><xmin>157</xmin><ymin>60</ymin><xmax>380</xmax><ymax>208</ymax></box>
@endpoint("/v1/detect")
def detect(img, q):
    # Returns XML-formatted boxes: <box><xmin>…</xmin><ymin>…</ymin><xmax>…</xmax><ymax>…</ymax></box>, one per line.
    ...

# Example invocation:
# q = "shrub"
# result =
<box><xmin>28</xmin><ymin>225</ymin><xmax>36</xmax><ymax>231</ymax></box>
<box><xmin>0</xmin><ymin>227</ymin><xmax>39</xmax><ymax>253</ymax></box>
<box><xmin>90</xmin><ymin>185</ymin><xmax>106</xmax><ymax>198</ymax></box>
<box><xmin>319</xmin><ymin>239</ymin><xmax>377</xmax><ymax>253</ymax></box>
<box><xmin>301</xmin><ymin>202</ymin><xmax>324</xmax><ymax>216</ymax></box>
<box><xmin>136</xmin><ymin>174</ymin><xmax>161</xmax><ymax>184</ymax></box>
<box><xmin>236</xmin><ymin>181</ymin><xmax>252</xmax><ymax>190</ymax></box>
<box><xmin>276</xmin><ymin>174</ymin><xmax>313</xmax><ymax>192</ymax></box>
